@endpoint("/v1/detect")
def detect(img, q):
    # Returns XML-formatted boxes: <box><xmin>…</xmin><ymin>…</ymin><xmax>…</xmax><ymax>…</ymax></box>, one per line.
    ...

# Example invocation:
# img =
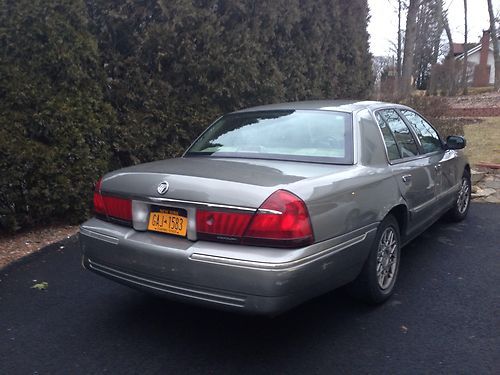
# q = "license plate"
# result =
<box><xmin>148</xmin><ymin>207</ymin><xmax>187</xmax><ymax>237</ymax></box>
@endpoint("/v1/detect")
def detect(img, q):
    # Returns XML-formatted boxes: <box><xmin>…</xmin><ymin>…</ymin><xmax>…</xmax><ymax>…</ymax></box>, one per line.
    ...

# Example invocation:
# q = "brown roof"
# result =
<box><xmin>452</xmin><ymin>42</ymin><xmax>479</xmax><ymax>55</ymax></box>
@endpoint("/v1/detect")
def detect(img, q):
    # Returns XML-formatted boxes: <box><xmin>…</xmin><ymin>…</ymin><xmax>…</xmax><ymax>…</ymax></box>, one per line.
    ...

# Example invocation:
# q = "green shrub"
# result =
<box><xmin>399</xmin><ymin>95</ymin><xmax>450</xmax><ymax>121</ymax></box>
<box><xmin>0</xmin><ymin>0</ymin><xmax>113</xmax><ymax>231</ymax></box>
<box><xmin>87</xmin><ymin>0</ymin><xmax>373</xmax><ymax>168</ymax></box>
<box><xmin>397</xmin><ymin>95</ymin><xmax>465</xmax><ymax>137</ymax></box>
<box><xmin>0</xmin><ymin>0</ymin><xmax>373</xmax><ymax>232</ymax></box>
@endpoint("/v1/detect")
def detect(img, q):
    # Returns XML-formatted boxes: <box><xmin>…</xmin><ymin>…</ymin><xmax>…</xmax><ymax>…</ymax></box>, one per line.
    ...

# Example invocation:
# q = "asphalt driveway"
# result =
<box><xmin>1</xmin><ymin>203</ymin><xmax>499</xmax><ymax>374</ymax></box>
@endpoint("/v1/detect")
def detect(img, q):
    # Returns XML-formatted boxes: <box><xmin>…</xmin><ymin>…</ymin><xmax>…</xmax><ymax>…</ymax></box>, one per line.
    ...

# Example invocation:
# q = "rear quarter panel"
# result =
<box><xmin>289</xmin><ymin>109</ymin><xmax>405</xmax><ymax>242</ymax></box>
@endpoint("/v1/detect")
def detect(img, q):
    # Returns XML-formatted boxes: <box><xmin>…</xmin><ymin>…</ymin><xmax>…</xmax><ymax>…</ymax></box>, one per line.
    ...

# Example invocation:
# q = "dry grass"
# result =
<box><xmin>465</xmin><ymin>86</ymin><xmax>496</xmax><ymax>95</ymax></box>
<box><xmin>463</xmin><ymin>117</ymin><xmax>500</xmax><ymax>166</ymax></box>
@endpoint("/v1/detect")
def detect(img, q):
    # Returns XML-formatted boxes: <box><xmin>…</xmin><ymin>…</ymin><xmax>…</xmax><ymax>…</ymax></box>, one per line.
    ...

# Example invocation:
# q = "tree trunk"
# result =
<box><xmin>441</xmin><ymin>10</ymin><xmax>457</xmax><ymax>95</ymax></box>
<box><xmin>462</xmin><ymin>0</ymin><xmax>468</xmax><ymax>94</ymax></box>
<box><xmin>442</xmin><ymin>14</ymin><xmax>454</xmax><ymax>56</ymax></box>
<box><xmin>487</xmin><ymin>0</ymin><xmax>500</xmax><ymax>90</ymax></box>
<box><xmin>431</xmin><ymin>1</ymin><xmax>445</xmax><ymax>65</ymax></box>
<box><xmin>396</xmin><ymin>0</ymin><xmax>402</xmax><ymax>78</ymax></box>
<box><xmin>401</xmin><ymin>0</ymin><xmax>421</xmax><ymax>98</ymax></box>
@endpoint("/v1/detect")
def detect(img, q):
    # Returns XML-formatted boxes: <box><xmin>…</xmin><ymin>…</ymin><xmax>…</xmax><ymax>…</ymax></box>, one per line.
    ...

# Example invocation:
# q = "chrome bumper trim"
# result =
<box><xmin>147</xmin><ymin>197</ymin><xmax>257</xmax><ymax>213</ymax></box>
<box><xmin>190</xmin><ymin>230</ymin><xmax>374</xmax><ymax>271</ymax></box>
<box><xmin>80</xmin><ymin>227</ymin><xmax>119</xmax><ymax>245</ymax></box>
<box><xmin>87</xmin><ymin>259</ymin><xmax>246</xmax><ymax>308</ymax></box>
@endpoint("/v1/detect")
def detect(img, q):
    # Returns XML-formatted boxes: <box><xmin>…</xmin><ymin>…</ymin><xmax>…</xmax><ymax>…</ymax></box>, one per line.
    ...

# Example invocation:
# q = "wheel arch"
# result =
<box><xmin>386</xmin><ymin>204</ymin><xmax>408</xmax><ymax>238</ymax></box>
<box><xmin>464</xmin><ymin>163</ymin><xmax>471</xmax><ymax>176</ymax></box>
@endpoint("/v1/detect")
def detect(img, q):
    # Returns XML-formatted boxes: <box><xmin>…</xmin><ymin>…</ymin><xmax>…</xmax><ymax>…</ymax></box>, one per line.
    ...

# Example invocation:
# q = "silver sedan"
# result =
<box><xmin>80</xmin><ymin>100</ymin><xmax>471</xmax><ymax>315</ymax></box>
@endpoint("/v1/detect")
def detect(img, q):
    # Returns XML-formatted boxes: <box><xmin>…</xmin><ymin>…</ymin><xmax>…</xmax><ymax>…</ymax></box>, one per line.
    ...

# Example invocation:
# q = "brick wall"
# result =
<box><xmin>472</xmin><ymin>30</ymin><xmax>492</xmax><ymax>87</ymax></box>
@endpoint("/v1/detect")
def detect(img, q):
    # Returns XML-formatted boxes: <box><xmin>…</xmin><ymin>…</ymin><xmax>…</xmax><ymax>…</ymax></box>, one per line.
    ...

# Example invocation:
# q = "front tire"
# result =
<box><xmin>350</xmin><ymin>215</ymin><xmax>401</xmax><ymax>304</ymax></box>
<box><xmin>446</xmin><ymin>170</ymin><xmax>471</xmax><ymax>222</ymax></box>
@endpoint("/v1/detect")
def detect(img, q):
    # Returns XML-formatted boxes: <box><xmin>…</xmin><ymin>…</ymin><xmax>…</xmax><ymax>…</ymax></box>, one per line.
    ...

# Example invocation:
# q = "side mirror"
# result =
<box><xmin>446</xmin><ymin>135</ymin><xmax>466</xmax><ymax>150</ymax></box>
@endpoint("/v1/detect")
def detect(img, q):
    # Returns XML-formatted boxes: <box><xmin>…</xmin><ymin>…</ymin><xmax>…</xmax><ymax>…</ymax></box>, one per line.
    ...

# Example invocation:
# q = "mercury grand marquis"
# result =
<box><xmin>79</xmin><ymin>100</ymin><xmax>471</xmax><ymax>315</ymax></box>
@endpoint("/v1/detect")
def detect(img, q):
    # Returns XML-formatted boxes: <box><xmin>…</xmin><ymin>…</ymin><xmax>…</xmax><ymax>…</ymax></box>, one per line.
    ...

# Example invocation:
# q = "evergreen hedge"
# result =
<box><xmin>0</xmin><ymin>0</ymin><xmax>114</xmax><ymax>231</ymax></box>
<box><xmin>0</xmin><ymin>0</ymin><xmax>373</xmax><ymax>232</ymax></box>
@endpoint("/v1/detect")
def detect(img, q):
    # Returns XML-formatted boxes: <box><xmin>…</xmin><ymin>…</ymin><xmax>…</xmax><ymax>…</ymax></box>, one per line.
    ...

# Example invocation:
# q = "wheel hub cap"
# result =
<box><xmin>457</xmin><ymin>177</ymin><xmax>470</xmax><ymax>214</ymax></box>
<box><xmin>376</xmin><ymin>227</ymin><xmax>398</xmax><ymax>290</ymax></box>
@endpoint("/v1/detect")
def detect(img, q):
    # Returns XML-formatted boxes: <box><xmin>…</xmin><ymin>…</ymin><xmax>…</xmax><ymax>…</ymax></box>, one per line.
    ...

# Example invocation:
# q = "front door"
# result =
<box><xmin>398</xmin><ymin>109</ymin><xmax>459</xmax><ymax>215</ymax></box>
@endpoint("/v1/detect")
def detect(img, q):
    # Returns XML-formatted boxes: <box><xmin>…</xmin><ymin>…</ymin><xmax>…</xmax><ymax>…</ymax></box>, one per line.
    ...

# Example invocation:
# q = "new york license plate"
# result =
<box><xmin>148</xmin><ymin>207</ymin><xmax>187</xmax><ymax>237</ymax></box>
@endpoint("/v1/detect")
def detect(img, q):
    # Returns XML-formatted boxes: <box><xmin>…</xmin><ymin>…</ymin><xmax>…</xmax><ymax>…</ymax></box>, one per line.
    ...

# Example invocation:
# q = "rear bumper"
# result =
<box><xmin>80</xmin><ymin>218</ymin><xmax>377</xmax><ymax>315</ymax></box>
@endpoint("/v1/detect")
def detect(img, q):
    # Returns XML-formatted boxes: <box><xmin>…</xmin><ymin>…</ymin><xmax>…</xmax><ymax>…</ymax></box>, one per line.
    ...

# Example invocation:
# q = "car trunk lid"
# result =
<box><xmin>100</xmin><ymin>157</ymin><xmax>351</xmax><ymax>208</ymax></box>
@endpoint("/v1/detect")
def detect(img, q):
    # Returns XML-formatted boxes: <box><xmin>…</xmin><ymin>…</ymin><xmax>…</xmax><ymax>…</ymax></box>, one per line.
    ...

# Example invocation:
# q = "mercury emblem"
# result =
<box><xmin>157</xmin><ymin>181</ymin><xmax>169</xmax><ymax>195</ymax></box>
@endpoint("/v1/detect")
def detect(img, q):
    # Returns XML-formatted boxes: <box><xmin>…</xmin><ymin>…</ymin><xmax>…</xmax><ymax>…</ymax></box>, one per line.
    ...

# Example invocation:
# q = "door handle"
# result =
<box><xmin>402</xmin><ymin>174</ymin><xmax>412</xmax><ymax>184</ymax></box>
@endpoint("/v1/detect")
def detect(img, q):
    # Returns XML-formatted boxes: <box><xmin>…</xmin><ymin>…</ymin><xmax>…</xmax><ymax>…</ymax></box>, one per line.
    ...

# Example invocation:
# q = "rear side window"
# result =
<box><xmin>377</xmin><ymin>109</ymin><xmax>419</xmax><ymax>159</ymax></box>
<box><xmin>375</xmin><ymin>112</ymin><xmax>401</xmax><ymax>161</ymax></box>
<box><xmin>400</xmin><ymin>110</ymin><xmax>442</xmax><ymax>153</ymax></box>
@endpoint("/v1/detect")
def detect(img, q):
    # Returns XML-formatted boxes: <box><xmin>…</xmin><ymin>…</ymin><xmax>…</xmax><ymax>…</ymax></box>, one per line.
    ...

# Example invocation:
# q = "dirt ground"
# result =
<box><xmin>446</xmin><ymin>91</ymin><xmax>500</xmax><ymax>109</ymax></box>
<box><xmin>0</xmin><ymin>225</ymin><xmax>78</xmax><ymax>269</ymax></box>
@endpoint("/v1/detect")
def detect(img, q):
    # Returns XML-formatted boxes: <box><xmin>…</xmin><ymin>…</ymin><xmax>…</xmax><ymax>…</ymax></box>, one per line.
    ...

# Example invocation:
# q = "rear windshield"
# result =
<box><xmin>185</xmin><ymin>110</ymin><xmax>353</xmax><ymax>164</ymax></box>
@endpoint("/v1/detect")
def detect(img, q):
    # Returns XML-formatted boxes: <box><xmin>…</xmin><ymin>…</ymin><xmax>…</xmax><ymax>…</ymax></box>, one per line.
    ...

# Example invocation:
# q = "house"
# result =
<box><xmin>456</xmin><ymin>29</ymin><xmax>499</xmax><ymax>86</ymax></box>
<box><xmin>452</xmin><ymin>42</ymin><xmax>478</xmax><ymax>57</ymax></box>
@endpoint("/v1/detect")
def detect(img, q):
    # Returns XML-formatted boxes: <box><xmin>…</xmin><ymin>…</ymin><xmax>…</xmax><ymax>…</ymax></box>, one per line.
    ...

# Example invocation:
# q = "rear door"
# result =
<box><xmin>374</xmin><ymin>109</ymin><xmax>438</xmax><ymax>236</ymax></box>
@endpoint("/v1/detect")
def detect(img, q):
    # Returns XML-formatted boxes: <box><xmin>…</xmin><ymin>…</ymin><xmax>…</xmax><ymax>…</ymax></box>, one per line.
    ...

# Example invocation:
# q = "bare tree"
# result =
<box><xmin>373</xmin><ymin>56</ymin><xmax>392</xmax><ymax>83</ymax></box>
<box><xmin>487</xmin><ymin>0</ymin><xmax>500</xmax><ymax>90</ymax></box>
<box><xmin>441</xmin><ymin>6</ymin><xmax>457</xmax><ymax>95</ymax></box>
<box><xmin>414</xmin><ymin>0</ymin><xmax>444</xmax><ymax>89</ymax></box>
<box><xmin>462</xmin><ymin>0</ymin><xmax>468</xmax><ymax>94</ymax></box>
<box><xmin>427</xmin><ymin>0</ymin><xmax>460</xmax><ymax>96</ymax></box>
<box><xmin>396</xmin><ymin>0</ymin><xmax>404</xmax><ymax>78</ymax></box>
<box><xmin>401</xmin><ymin>0</ymin><xmax>421</xmax><ymax>97</ymax></box>
<box><xmin>442</xmin><ymin>16</ymin><xmax>454</xmax><ymax>57</ymax></box>
<box><xmin>430</xmin><ymin>2</ymin><xmax>444</xmax><ymax>65</ymax></box>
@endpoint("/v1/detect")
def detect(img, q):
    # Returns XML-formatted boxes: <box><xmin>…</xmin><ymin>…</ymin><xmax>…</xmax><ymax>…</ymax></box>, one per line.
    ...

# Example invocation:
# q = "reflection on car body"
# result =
<box><xmin>80</xmin><ymin>100</ymin><xmax>471</xmax><ymax>315</ymax></box>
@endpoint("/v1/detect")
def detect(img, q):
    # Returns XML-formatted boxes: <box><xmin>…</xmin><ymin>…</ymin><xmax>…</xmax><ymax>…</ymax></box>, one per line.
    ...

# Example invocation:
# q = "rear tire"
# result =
<box><xmin>446</xmin><ymin>170</ymin><xmax>471</xmax><ymax>222</ymax></box>
<box><xmin>349</xmin><ymin>215</ymin><xmax>401</xmax><ymax>304</ymax></box>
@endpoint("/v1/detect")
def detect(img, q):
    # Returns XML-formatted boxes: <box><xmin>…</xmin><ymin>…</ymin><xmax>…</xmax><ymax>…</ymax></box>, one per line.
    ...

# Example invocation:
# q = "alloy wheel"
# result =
<box><xmin>457</xmin><ymin>177</ymin><xmax>471</xmax><ymax>215</ymax></box>
<box><xmin>376</xmin><ymin>227</ymin><xmax>399</xmax><ymax>290</ymax></box>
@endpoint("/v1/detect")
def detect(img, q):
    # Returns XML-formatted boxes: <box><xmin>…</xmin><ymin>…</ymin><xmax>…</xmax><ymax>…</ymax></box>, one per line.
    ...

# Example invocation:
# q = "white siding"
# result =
<box><xmin>457</xmin><ymin>39</ymin><xmax>499</xmax><ymax>85</ymax></box>
<box><xmin>467</xmin><ymin>51</ymin><xmax>481</xmax><ymax>65</ymax></box>
<box><xmin>487</xmin><ymin>52</ymin><xmax>495</xmax><ymax>84</ymax></box>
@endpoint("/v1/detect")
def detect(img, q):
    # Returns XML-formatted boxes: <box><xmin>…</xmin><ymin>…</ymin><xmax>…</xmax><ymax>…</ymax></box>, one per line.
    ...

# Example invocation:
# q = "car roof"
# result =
<box><xmin>234</xmin><ymin>100</ymin><xmax>407</xmax><ymax>114</ymax></box>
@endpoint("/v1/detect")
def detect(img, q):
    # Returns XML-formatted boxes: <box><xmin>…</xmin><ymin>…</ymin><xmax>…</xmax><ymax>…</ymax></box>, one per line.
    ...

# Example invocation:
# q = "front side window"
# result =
<box><xmin>186</xmin><ymin>110</ymin><xmax>353</xmax><ymax>164</ymax></box>
<box><xmin>377</xmin><ymin>109</ymin><xmax>419</xmax><ymax>159</ymax></box>
<box><xmin>400</xmin><ymin>110</ymin><xmax>442</xmax><ymax>153</ymax></box>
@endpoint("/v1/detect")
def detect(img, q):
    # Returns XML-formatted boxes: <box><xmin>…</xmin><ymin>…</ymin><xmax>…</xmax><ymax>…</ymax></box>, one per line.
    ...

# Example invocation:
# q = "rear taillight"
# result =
<box><xmin>196</xmin><ymin>211</ymin><xmax>252</xmax><ymax>240</ymax></box>
<box><xmin>195</xmin><ymin>190</ymin><xmax>314</xmax><ymax>248</ymax></box>
<box><xmin>93</xmin><ymin>177</ymin><xmax>132</xmax><ymax>224</ymax></box>
<box><xmin>102</xmin><ymin>196</ymin><xmax>132</xmax><ymax>222</ymax></box>
<box><xmin>93</xmin><ymin>178</ymin><xmax>106</xmax><ymax>216</ymax></box>
<box><xmin>243</xmin><ymin>190</ymin><xmax>314</xmax><ymax>248</ymax></box>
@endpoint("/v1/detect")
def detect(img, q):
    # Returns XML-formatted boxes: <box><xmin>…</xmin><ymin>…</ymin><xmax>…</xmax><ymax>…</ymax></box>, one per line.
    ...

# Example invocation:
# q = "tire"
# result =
<box><xmin>446</xmin><ymin>170</ymin><xmax>471</xmax><ymax>222</ymax></box>
<box><xmin>349</xmin><ymin>214</ymin><xmax>401</xmax><ymax>304</ymax></box>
